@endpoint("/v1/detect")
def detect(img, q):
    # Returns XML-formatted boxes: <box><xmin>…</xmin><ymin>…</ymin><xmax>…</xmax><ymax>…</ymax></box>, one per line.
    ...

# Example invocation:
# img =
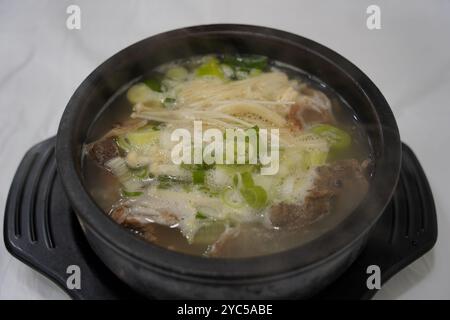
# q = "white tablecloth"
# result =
<box><xmin>1</xmin><ymin>0</ymin><xmax>449</xmax><ymax>299</ymax></box>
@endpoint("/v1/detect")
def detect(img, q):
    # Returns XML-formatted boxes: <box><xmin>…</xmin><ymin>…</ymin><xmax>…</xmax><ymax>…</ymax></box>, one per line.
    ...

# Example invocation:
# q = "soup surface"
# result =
<box><xmin>83</xmin><ymin>54</ymin><xmax>372</xmax><ymax>257</ymax></box>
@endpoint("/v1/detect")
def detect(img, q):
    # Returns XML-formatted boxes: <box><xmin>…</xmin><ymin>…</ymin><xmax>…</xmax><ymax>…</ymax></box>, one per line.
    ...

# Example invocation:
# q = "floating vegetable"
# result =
<box><xmin>196</xmin><ymin>57</ymin><xmax>224</xmax><ymax>79</ymax></box>
<box><xmin>165</xmin><ymin>66</ymin><xmax>188</xmax><ymax>81</ymax></box>
<box><xmin>240</xmin><ymin>172</ymin><xmax>254</xmax><ymax>188</ymax></box>
<box><xmin>130</xmin><ymin>166</ymin><xmax>149</xmax><ymax>179</ymax></box>
<box><xmin>311</xmin><ymin>124</ymin><xmax>351</xmax><ymax>150</ymax></box>
<box><xmin>195</xmin><ymin>211</ymin><xmax>208</xmax><ymax>220</ymax></box>
<box><xmin>192</xmin><ymin>169</ymin><xmax>205</xmax><ymax>185</ymax></box>
<box><xmin>240</xmin><ymin>185</ymin><xmax>267</xmax><ymax>209</ymax></box>
<box><xmin>143</xmin><ymin>78</ymin><xmax>162</xmax><ymax>92</ymax></box>
<box><xmin>121</xmin><ymin>190</ymin><xmax>143</xmax><ymax>197</ymax></box>
<box><xmin>221</xmin><ymin>187</ymin><xmax>246</xmax><ymax>209</ymax></box>
<box><xmin>116</xmin><ymin>126</ymin><xmax>160</xmax><ymax>152</ymax></box>
<box><xmin>222</xmin><ymin>55</ymin><xmax>268</xmax><ymax>71</ymax></box>
<box><xmin>127</xmin><ymin>82</ymin><xmax>162</xmax><ymax>105</ymax></box>
<box><xmin>192</xmin><ymin>222</ymin><xmax>225</xmax><ymax>245</ymax></box>
<box><xmin>157</xmin><ymin>174</ymin><xmax>189</xmax><ymax>189</ymax></box>
<box><xmin>163</xmin><ymin>97</ymin><xmax>176</xmax><ymax>108</ymax></box>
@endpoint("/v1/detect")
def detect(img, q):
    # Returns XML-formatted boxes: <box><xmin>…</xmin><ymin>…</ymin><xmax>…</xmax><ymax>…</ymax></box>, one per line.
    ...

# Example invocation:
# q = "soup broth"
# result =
<box><xmin>83</xmin><ymin>55</ymin><xmax>372</xmax><ymax>258</ymax></box>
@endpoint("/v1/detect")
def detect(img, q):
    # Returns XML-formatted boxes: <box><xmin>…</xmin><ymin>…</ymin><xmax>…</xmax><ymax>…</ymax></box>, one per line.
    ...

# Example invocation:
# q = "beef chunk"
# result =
<box><xmin>269</xmin><ymin>159</ymin><xmax>369</xmax><ymax>228</ymax></box>
<box><xmin>313</xmin><ymin>159</ymin><xmax>368</xmax><ymax>193</ymax></box>
<box><xmin>301</xmin><ymin>107</ymin><xmax>333</xmax><ymax>124</ymax></box>
<box><xmin>86</xmin><ymin>119</ymin><xmax>149</xmax><ymax>167</ymax></box>
<box><xmin>269</xmin><ymin>200</ymin><xmax>330</xmax><ymax>228</ymax></box>
<box><xmin>269</xmin><ymin>203</ymin><xmax>303</xmax><ymax>228</ymax></box>
<box><xmin>287</xmin><ymin>90</ymin><xmax>334</xmax><ymax>130</ymax></box>
<box><xmin>109</xmin><ymin>206</ymin><xmax>158</xmax><ymax>242</ymax></box>
<box><xmin>86</xmin><ymin>137</ymin><xmax>120</xmax><ymax>167</ymax></box>
<box><xmin>209</xmin><ymin>159</ymin><xmax>370</xmax><ymax>257</ymax></box>
<box><xmin>110</xmin><ymin>206</ymin><xmax>128</xmax><ymax>224</ymax></box>
<box><xmin>287</xmin><ymin>104</ymin><xmax>304</xmax><ymax>129</ymax></box>
<box><xmin>140</xmin><ymin>224</ymin><xmax>158</xmax><ymax>242</ymax></box>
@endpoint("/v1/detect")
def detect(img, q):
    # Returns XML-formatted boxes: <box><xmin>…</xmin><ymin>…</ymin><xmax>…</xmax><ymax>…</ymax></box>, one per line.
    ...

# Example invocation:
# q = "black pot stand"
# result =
<box><xmin>3</xmin><ymin>137</ymin><xmax>437</xmax><ymax>300</ymax></box>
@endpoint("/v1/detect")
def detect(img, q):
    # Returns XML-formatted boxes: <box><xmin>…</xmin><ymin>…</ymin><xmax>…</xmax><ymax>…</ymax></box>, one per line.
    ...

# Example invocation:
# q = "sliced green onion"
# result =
<box><xmin>121</xmin><ymin>190</ymin><xmax>143</xmax><ymax>197</ymax></box>
<box><xmin>116</xmin><ymin>127</ymin><xmax>160</xmax><ymax>153</ymax></box>
<box><xmin>244</xmin><ymin>55</ymin><xmax>268</xmax><ymax>69</ymax></box>
<box><xmin>310</xmin><ymin>124</ymin><xmax>351</xmax><ymax>150</ymax></box>
<box><xmin>165</xmin><ymin>66</ymin><xmax>188</xmax><ymax>81</ymax></box>
<box><xmin>163</xmin><ymin>97</ymin><xmax>176</xmax><ymax>108</ymax></box>
<box><xmin>192</xmin><ymin>169</ymin><xmax>205</xmax><ymax>185</ymax></box>
<box><xmin>130</xmin><ymin>166</ymin><xmax>148</xmax><ymax>179</ymax></box>
<box><xmin>126</xmin><ymin>83</ymin><xmax>155</xmax><ymax>104</ymax></box>
<box><xmin>305</xmin><ymin>149</ymin><xmax>328</xmax><ymax>169</ymax></box>
<box><xmin>192</xmin><ymin>222</ymin><xmax>225</xmax><ymax>245</ymax></box>
<box><xmin>196</xmin><ymin>57</ymin><xmax>224</xmax><ymax>79</ymax></box>
<box><xmin>240</xmin><ymin>185</ymin><xmax>267</xmax><ymax>209</ymax></box>
<box><xmin>157</xmin><ymin>175</ymin><xmax>188</xmax><ymax>189</ymax></box>
<box><xmin>222</xmin><ymin>55</ymin><xmax>268</xmax><ymax>71</ymax></box>
<box><xmin>195</xmin><ymin>211</ymin><xmax>208</xmax><ymax>220</ymax></box>
<box><xmin>125</xmin><ymin>129</ymin><xmax>159</xmax><ymax>147</ymax></box>
<box><xmin>240</xmin><ymin>172</ymin><xmax>254</xmax><ymax>188</ymax></box>
<box><xmin>221</xmin><ymin>187</ymin><xmax>245</xmax><ymax>209</ymax></box>
<box><xmin>115</xmin><ymin>136</ymin><xmax>132</xmax><ymax>152</ymax></box>
<box><xmin>143</xmin><ymin>78</ymin><xmax>162</xmax><ymax>92</ymax></box>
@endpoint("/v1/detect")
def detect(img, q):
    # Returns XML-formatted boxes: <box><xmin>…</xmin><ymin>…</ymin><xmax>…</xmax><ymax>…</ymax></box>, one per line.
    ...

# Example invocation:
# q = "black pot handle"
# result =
<box><xmin>3</xmin><ymin>137</ymin><xmax>140</xmax><ymax>299</ymax></box>
<box><xmin>3</xmin><ymin>138</ymin><xmax>437</xmax><ymax>299</ymax></box>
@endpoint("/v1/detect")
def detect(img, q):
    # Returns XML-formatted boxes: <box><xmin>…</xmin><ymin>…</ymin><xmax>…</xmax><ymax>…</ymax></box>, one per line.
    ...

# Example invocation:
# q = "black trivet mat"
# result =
<box><xmin>3</xmin><ymin>137</ymin><xmax>437</xmax><ymax>299</ymax></box>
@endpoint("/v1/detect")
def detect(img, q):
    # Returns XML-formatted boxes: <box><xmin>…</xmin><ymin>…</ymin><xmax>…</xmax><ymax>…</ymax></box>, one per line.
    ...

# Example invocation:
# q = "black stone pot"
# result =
<box><xmin>55</xmin><ymin>24</ymin><xmax>401</xmax><ymax>299</ymax></box>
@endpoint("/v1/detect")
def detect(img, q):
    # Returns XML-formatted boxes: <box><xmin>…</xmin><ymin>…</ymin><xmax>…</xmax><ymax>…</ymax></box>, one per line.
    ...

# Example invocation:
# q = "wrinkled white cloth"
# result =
<box><xmin>0</xmin><ymin>0</ymin><xmax>449</xmax><ymax>299</ymax></box>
